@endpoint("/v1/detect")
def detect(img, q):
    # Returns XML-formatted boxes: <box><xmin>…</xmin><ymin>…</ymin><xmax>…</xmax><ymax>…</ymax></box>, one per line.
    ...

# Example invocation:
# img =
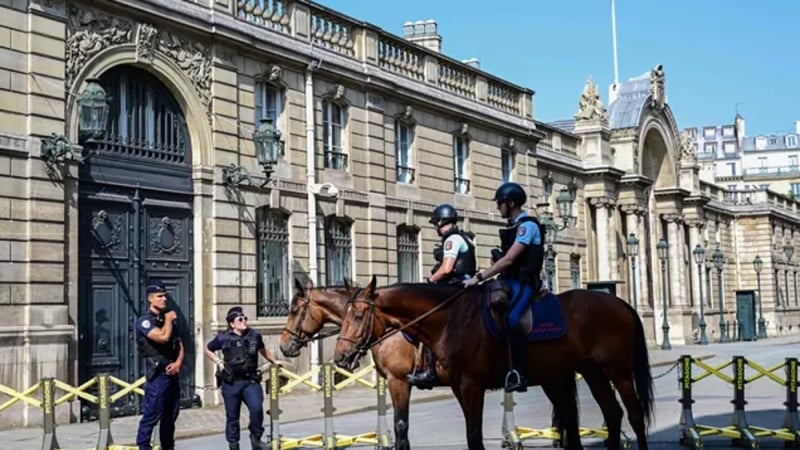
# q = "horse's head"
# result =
<box><xmin>279</xmin><ymin>278</ymin><xmax>356</xmax><ymax>357</ymax></box>
<box><xmin>334</xmin><ymin>275</ymin><xmax>381</xmax><ymax>371</ymax></box>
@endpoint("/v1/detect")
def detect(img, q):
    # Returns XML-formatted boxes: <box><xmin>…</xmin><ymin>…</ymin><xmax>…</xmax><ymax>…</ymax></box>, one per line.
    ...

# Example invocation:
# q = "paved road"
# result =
<box><xmin>181</xmin><ymin>339</ymin><xmax>800</xmax><ymax>449</ymax></box>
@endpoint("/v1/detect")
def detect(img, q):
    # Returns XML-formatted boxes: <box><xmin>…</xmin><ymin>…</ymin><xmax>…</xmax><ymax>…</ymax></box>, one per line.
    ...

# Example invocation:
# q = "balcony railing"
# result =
<box><xmin>227</xmin><ymin>0</ymin><xmax>532</xmax><ymax>117</ymax></box>
<box><xmin>454</xmin><ymin>177</ymin><xmax>470</xmax><ymax>194</ymax></box>
<box><xmin>324</xmin><ymin>150</ymin><xmax>348</xmax><ymax>170</ymax></box>
<box><xmin>743</xmin><ymin>166</ymin><xmax>800</xmax><ymax>179</ymax></box>
<box><xmin>396</xmin><ymin>165</ymin><xmax>415</xmax><ymax>183</ymax></box>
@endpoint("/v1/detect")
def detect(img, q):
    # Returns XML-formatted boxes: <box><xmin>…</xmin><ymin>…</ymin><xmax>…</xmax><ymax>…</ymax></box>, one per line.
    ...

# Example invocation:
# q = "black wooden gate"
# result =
<box><xmin>77</xmin><ymin>65</ymin><xmax>196</xmax><ymax>418</ymax></box>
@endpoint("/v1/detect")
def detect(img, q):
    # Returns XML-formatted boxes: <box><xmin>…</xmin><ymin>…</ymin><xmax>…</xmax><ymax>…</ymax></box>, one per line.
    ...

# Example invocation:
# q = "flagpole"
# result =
<box><xmin>611</xmin><ymin>0</ymin><xmax>619</xmax><ymax>86</ymax></box>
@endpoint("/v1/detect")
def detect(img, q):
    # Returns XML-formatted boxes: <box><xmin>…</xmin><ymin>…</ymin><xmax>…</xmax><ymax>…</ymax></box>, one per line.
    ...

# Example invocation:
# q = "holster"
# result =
<box><xmin>250</xmin><ymin>370</ymin><xmax>263</xmax><ymax>384</ymax></box>
<box><xmin>146</xmin><ymin>360</ymin><xmax>167</xmax><ymax>382</ymax></box>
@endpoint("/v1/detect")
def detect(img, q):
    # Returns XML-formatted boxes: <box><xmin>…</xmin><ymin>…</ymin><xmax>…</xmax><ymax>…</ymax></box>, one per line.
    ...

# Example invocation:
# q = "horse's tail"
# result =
<box><xmin>631</xmin><ymin>305</ymin><xmax>654</xmax><ymax>428</ymax></box>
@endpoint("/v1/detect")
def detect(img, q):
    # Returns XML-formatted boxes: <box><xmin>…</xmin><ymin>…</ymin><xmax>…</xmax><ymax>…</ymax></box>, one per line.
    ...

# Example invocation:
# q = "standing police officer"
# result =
<box><xmin>463</xmin><ymin>182</ymin><xmax>545</xmax><ymax>393</ymax></box>
<box><xmin>407</xmin><ymin>204</ymin><xmax>477</xmax><ymax>389</ymax></box>
<box><xmin>135</xmin><ymin>281</ymin><xmax>183</xmax><ymax>450</ymax></box>
<box><xmin>204</xmin><ymin>306</ymin><xmax>282</xmax><ymax>450</ymax></box>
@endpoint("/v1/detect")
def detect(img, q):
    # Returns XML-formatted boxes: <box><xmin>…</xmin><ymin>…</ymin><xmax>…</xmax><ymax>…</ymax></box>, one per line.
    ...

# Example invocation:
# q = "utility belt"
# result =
<box><xmin>145</xmin><ymin>358</ymin><xmax>173</xmax><ymax>382</ymax></box>
<box><xmin>216</xmin><ymin>367</ymin><xmax>262</xmax><ymax>386</ymax></box>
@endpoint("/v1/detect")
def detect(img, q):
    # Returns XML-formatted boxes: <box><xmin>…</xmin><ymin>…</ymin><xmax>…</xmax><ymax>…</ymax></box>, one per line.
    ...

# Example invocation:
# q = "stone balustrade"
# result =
<box><xmin>225</xmin><ymin>0</ymin><xmax>532</xmax><ymax>117</ymax></box>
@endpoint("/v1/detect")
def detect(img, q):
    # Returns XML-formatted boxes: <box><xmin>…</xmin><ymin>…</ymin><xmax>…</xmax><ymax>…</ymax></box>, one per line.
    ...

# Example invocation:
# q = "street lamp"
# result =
<box><xmin>693</xmin><ymin>244</ymin><xmax>708</xmax><ymax>345</ymax></box>
<box><xmin>538</xmin><ymin>188</ymin><xmax>576</xmax><ymax>291</ymax></box>
<box><xmin>626</xmin><ymin>233</ymin><xmax>639</xmax><ymax>311</ymax></box>
<box><xmin>657</xmin><ymin>238</ymin><xmax>671</xmax><ymax>350</ymax></box>
<box><xmin>712</xmin><ymin>243</ymin><xmax>729</xmax><ymax>343</ymax></box>
<box><xmin>753</xmin><ymin>255</ymin><xmax>765</xmax><ymax>339</ymax></box>
<box><xmin>253</xmin><ymin>117</ymin><xmax>283</xmax><ymax>185</ymax></box>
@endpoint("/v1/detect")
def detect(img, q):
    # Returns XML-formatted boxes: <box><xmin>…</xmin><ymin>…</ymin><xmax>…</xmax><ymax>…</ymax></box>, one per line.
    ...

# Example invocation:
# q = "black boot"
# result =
<box><xmin>229</xmin><ymin>443</ymin><xmax>240</xmax><ymax>450</ymax></box>
<box><xmin>505</xmin><ymin>334</ymin><xmax>528</xmax><ymax>393</ymax></box>
<box><xmin>250</xmin><ymin>434</ymin><xmax>265</xmax><ymax>450</ymax></box>
<box><xmin>406</xmin><ymin>346</ymin><xmax>439</xmax><ymax>390</ymax></box>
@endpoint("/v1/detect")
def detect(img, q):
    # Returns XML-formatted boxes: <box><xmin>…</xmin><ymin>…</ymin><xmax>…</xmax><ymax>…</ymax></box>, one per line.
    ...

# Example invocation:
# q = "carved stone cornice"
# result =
<box><xmin>662</xmin><ymin>213</ymin><xmax>684</xmax><ymax>224</ymax></box>
<box><xmin>589</xmin><ymin>196</ymin><xmax>616</xmax><ymax>209</ymax></box>
<box><xmin>684</xmin><ymin>218</ymin><xmax>706</xmax><ymax>229</ymax></box>
<box><xmin>619</xmin><ymin>203</ymin><xmax>647</xmax><ymax>217</ymax></box>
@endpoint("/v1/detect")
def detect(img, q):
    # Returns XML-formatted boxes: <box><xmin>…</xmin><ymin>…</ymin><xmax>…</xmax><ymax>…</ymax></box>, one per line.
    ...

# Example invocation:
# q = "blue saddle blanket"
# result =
<box><xmin>482</xmin><ymin>287</ymin><xmax>567</xmax><ymax>342</ymax></box>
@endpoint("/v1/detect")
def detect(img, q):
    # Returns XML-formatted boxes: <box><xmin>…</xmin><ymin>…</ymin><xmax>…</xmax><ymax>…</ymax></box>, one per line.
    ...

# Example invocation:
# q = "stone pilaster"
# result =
<box><xmin>590</xmin><ymin>197</ymin><xmax>616</xmax><ymax>280</ymax></box>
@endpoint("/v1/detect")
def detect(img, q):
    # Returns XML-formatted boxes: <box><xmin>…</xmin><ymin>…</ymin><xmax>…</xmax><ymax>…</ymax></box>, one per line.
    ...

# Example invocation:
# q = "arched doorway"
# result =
<box><xmin>77</xmin><ymin>65</ymin><xmax>196</xmax><ymax>417</ymax></box>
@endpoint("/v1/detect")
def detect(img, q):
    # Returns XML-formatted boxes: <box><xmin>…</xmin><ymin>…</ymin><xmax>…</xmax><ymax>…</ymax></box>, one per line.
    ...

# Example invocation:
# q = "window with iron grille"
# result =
<box><xmin>397</xmin><ymin>225</ymin><xmax>420</xmax><ymax>282</ymax></box>
<box><xmin>256</xmin><ymin>208</ymin><xmax>290</xmax><ymax>317</ymax></box>
<box><xmin>570</xmin><ymin>253</ymin><xmax>581</xmax><ymax>289</ymax></box>
<box><xmin>396</xmin><ymin>121</ymin><xmax>415</xmax><ymax>183</ymax></box>
<box><xmin>325</xmin><ymin>216</ymin><xmax>352</xmax><ymax>285</ymax></box>
<box><xmin>453</xmin><ymin>135</ymin><xmax>470</xmax><ymax>193</ymax></box>
<box><xmin>501</xmin><ymin>148</ymin><xmax>515</xmax><ymax>183</ymax></box>
<box><xmin>323</xmin><ymin>100</ymin><xmax>347</xmax><ymax>170</ymax></box>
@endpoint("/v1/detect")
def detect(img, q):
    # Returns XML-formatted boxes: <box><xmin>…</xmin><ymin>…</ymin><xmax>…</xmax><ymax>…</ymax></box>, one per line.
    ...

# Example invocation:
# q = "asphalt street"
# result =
<box><xmin>182</xmin><ymin>339</ymin><xmax>800</xmax><ymax>449</ymax></box>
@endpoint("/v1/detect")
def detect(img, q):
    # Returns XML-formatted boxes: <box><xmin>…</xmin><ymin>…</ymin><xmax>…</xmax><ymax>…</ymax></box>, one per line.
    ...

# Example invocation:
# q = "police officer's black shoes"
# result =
<box><xmin>229</xmin><ymin>443</ymin><xmax>240</xmax><ymax>450</ymax></box>
<box><xmin>250</xmin><ymin>434</ymin><xmax>266</xmax><ymax>450</ymax></box>
<box><xmin>406</xmin><ymin>346</ymin><xmax>439</xmax><ymax>390</ymax></box>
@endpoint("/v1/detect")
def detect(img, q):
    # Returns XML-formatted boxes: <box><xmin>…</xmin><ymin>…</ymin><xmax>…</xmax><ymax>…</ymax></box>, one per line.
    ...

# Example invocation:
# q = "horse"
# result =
<box><xmin>333</xmin><ymin>277</ymin><xmax>654</xmax><ymax>450</ymax></box>
<box><xmin>278</xmin><ymin>278</ymin><xmax>452</xmax><ymax>450</ymax></box>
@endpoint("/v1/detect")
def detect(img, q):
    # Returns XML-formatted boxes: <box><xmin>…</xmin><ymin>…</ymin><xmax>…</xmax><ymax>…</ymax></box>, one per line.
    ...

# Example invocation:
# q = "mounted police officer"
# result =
<box><xmin>463</xmin><ymin>182</ymin><xmax>545</xmax><ymax>393</ymax></box>
<box><xmin>407</xmin><ymin>204</ymin><xmax>477</xmax><ymax>389</ymax></box>
<box><xmin>204</xmin><ymin>306</ymin><xmax>283</xmax><ymax>450</ymax></box>
<box><xmin>135</xmin><ymin>281</ymin><xmax>183</xmax><ymax>450</ymax></box>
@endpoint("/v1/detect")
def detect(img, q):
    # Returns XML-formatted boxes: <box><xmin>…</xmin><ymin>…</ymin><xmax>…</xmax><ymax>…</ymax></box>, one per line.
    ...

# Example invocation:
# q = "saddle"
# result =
<box><xmin>483</xmin><ymin>279</ymin><xmax>567</xmax><ymax>342</ymax></box>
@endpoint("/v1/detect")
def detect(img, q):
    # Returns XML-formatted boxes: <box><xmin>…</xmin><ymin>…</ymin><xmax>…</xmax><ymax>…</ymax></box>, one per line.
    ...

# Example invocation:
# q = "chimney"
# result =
<box><xmin>735</xmin><ymin>114</ymin><xmax>746</xmax><ymax>148</ymax></box>
<box><xmin>461</xmin><ymin>58</ymin><xmax>480</xmax><ymax>69</ymax></box>
<box><xmin>403</xmin><ymin>19</ymin><xmax>442</xmax><ymax>53</ymax></box>
<box><xmin>795</xmin><ymin>120</ymin><xmax>800</xmax><ymax>134</ymax></box>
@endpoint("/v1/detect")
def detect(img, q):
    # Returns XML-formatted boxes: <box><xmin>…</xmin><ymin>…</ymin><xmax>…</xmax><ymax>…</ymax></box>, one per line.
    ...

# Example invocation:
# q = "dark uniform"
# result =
<box><xmin>206</xmin><ymin>307</ymin><xmax>266</xmax><ymax>450</ymax></box>
<box><xmin>492</xmin><ymin>182</ymin><xmax>545</xmax><ymax>392</ymax></box>
<box><xmin>135</xmin><ymin>284</ymin><xmax>182</xmax><ymax>450</ymax></box>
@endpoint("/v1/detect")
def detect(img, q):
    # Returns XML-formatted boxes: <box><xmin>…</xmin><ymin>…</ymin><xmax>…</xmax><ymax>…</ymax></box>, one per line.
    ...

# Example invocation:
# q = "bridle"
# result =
<box><xmin>282</xmin><ymin>291</ymin><xmax>339</xmax><ymax>346</ymax></box>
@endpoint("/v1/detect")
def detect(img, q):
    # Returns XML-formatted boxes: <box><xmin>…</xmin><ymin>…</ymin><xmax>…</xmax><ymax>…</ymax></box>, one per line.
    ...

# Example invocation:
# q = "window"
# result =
<box><xmin>395</xmin><ymin>120</ymin><xmax>414</xmax><ymax>183</ymax></box>
<box><xmin>501</xmin><ymin>148</ymin><xmax>515</xmax><ymax>183</ymax></box>
<box><xmin>759</xmin><ymin>184</ymin><xmax>770</xmax><ymax>190</ymax></box>
<box><xmin>703</xmin><ymin>127</ymin><xmax>716</xmax><ymax>138</ymax></box>
<box><xmin>453</xmin><ymin>135</ymin><xmax>470</xmax><ymax>193</ymax></box>
<box><xmin>727</xmin><ymin>163</ymin><xmax>736</xmax><ymax>176</ymax></box>
<box><xmin>722</xmin><ymin>126</ymin><xmax>734</xmax><ymax>137</ymax></box>
<box><xmin>791</xmin><ymin>155</ymin><xmax>798</xmax><ymax>167</ymax></box>
<box><xmin>723</xmin><ymin>141</ymin><xmax>736</xmax><ymax>153</ymax></box>
<box><xmin>791</xmin><ymin>183</ymin><xmax>800</xmax><ymax>196</ymax></box>
<box><xmin>255</xmin><ymin>82</ymin><xmax>283</xmax><ymax>125</ymax></box>
<box><xmin>397</xmin><ymin>226</ymin><xmax>420</xmax><ymax>282</ymax></box>
<box><xmin>323</xmin><ymin>100</ymin><xmax>346</xmax><ymax>169</ymax></box>
<box><xmin>325</xmin><ymin>216</ymin><xmax>352</xmax><ymax>285</ymax></box>
<box><xmin>759</xmin><ymin>157</ymin><xmax>767</xmax><ymax>172</ymax></box>
<box><xmin>256</xmin><ymin>208</ymin><xmax>290</xmax><ymax>317</ymax></box>
<box><xmin>687</xmin><ymin>128</ymin><xmax>697</xmax><ymax>138</ymax></box>
<box><xmin>704</xmin><ymin>142</ymin><xmax>717</xmax><ymax>153</ymax></box>
<box><xmin>570</xmin><ymin>254</ymin><xmax>581</xmax><ymax>289</ymax></box>
<box><xmin>755</xmin><ymin>137</ymin><xmax>767</xmax><ymax>150</ymax></box>
<box><xmin>788</xmin><ymin>135</ymin><xmax>798</xmax><ymax>148</ymax></box>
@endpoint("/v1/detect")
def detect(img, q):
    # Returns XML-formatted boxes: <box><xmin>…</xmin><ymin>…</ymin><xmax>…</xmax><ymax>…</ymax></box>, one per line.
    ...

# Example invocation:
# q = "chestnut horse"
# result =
<box><xmin>278</xmin><ymin>279</ymin><xmax>452</xmax><ymax>449</ymax></box>
<box><xmin>333</xmin><ymin>277</ymin><xmax>654</xmax><ymax>450</ymax></box>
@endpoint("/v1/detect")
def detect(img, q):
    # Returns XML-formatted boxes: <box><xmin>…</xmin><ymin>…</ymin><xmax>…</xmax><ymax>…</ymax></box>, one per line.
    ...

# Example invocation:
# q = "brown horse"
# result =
<box><xmin>333</xmin><ymin>277</ymin><xmax>654</xmax><ymax>450</ymax></box>
<box><xmin>278</xmin><ymin>278</ymin><xmax>452</xmax><ymax>450</ymax></box>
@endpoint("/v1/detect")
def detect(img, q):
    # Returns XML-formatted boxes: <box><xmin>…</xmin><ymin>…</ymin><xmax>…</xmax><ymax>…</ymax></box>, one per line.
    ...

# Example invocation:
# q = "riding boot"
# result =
<box><xmin>505</xmin><ymin>333</ymin><xmax>528</xmax><ymax>393</ymax></box>
<box><xmin>250</xmin><ymin>434</ymin><xmax>265</xmax><ymax>450</ymax></box>
<box><xmin>406</xmin><ymin>346</ymin><xmax>439</xmax><ymax>390</ymax></box>
<box><xmin>229</xmin><ymin>443</ymin><xmax>240</xmax><ymax>450</ymax></box>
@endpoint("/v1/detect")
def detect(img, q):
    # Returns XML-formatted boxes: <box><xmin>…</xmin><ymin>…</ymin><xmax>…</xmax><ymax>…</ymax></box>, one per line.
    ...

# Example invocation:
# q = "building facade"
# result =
<box><xmin>1</xmin><ymin>0</ymin><xmax>800</xmax><ymax>427</ymax></box>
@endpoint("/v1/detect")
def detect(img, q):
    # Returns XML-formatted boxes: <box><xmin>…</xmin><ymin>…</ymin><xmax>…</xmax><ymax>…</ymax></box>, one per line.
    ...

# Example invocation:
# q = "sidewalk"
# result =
<box><xmin>7</xmin><ymin>337</ymin><xmax>792</xmax><ymax>450</ymax></box>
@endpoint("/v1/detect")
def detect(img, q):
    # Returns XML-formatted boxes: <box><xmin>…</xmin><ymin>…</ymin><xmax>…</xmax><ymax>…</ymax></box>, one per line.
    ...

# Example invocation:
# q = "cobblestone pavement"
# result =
<box><xmin>5</xmin><ymin>334</ymin><xmax>800</xmax><ymax>449</ymax></box>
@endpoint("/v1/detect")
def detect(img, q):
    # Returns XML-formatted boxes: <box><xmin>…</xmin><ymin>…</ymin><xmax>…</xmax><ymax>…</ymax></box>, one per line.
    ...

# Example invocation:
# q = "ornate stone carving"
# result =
<box><xmin>66</xmin><ymin>8</ymin><xmax>134</xmax><ymax>88</ymax></box>
<box><xmin>91</xmin><ymin>209</ymin><xmax>122</xmax><ymax>252</ymax></box>
<box><xmin>620</xmin><ymin>204</ymin><xmax>647</xmax><ymax>216</ymax></box>
<box><xmin>268</xmin><ymin>64</ymin><xmax>282</xmax><ymax>83</ymax></box>
<box><xmin>574</xmin><ymin>77</ymin><xmax>608</xmax><ymax>123</ymax></box>
<box><xmin>150</xmin><ymin>216</ymin><xmax>183</xmax><ymax>255</ymax></box>
<box><xmin>685</xmin><ymin>218</ymin><xmax>706</xmax><ymax>229</ymax></box>
<box><xmin>157</xmin><ymin>31</ymin><xmax>212</xmax><ymax>114</ymax></box>
<box><xmin>136</xmin><ymin>23</ymin><xmax>158</xmax><ymax>63</ymax></box>
<box><xmin>649</xmin><ymin>64</ymin><xmax>666</xmax><ymax>110</ymax></box>
<box><xmin>333</xmin><ymin>84</ymin><xmax>346</xmax><ymax>101</ymax></box>
<box><xmin>589</xmin><ymin>197</ymin><xmax>616</xmax><ymax>209</ymax></box>
<box><xmin>679</xmin><ymin>130</ymin><xmax>696</xmax><ymax>164</ymax></box>
<box><xmin>402</xmin><ymin>105</ymin><xmax>414</xmax><ymax>121</ymax></box>
<box><xmin>458</xmin><ymin>122</ymin><xmax>469</xmax><ymax>136</ymax></box>
<box><xmin>662</xmin><ymin>213</ymin><xmax>684</xmax><ymax>224</ymax></box>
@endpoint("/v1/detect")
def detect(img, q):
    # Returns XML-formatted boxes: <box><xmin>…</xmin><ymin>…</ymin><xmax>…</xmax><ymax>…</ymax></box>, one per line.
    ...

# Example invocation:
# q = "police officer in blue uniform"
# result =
<box><xmin>135</xmin><ymin>281</ymin><xmax>183</xmax><ymax>450</ymax></box>
<box><xmin>204</xmin><ymin>307</ymin><xmax>282</xmax><ymax>450</ymax></box>
<box><xmin>464</xmin><ymin>182</ymin><xmax>544</xmax><ymax>393</ymax></box>
<box><xmin>408</xmin><ymin>204</ymin><xmax>477</xmax><ymax>389</ymax></box>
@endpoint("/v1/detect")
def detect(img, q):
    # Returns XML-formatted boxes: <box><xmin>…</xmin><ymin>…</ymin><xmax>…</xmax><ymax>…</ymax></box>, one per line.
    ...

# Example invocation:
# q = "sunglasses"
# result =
<box><xmin>234</xmin><ymin>316</ymin><xmax>248</xmax><ymax>322</ymax></box>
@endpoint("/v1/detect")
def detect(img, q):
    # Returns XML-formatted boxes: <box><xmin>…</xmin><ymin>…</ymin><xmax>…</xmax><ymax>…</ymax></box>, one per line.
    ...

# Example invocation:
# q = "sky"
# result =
<box><xmin>319</xmin><ymin>0</ymin><xmax>799</xmax><ymax>136</ymax></box>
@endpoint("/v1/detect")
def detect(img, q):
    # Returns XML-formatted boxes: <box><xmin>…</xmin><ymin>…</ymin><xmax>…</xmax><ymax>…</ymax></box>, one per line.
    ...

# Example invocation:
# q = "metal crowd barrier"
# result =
<box><xmin>267</xmin><ymin>362</ymin><xmax>392</xmax><ymax>450</ymax></box>
<box><xmin>500</xmin><ymin>373</ymin><xmax>631</xmax><ymax>449</ymax></box>
<box><xmin>679</xmin><ymin>354</ymin><xmax>800</xmax><ymax>449</ymax></box>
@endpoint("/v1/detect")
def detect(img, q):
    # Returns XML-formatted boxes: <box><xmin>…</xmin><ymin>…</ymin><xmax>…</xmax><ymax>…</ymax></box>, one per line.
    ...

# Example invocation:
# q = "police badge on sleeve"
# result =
<box><xmin>444</xmin><ymin>240</ymin><xmax>453</xmax><ymax>250</ymax></box>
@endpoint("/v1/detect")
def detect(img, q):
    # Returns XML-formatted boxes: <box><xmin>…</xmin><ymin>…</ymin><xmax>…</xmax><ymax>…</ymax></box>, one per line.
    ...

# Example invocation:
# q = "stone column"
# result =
<box><xmin>636</xmin><ymin>207</ymin><xmax>652</xmax><ymax>311</ymax></box>
<box><xmin>686</xmin><ymin>220</ymin><xmax>705</xmax><ymax>309</ymax></box>
<box><xmin>663</xmin><ymin>213</ymin><xmax>686</xmax><ymax>308</ymax></box>
<box><xmin>621</xmin><ymin>204</ymin><xmax>642</xmax><ymax>308</ymax></box>
<box><xmin>590</xmin><ymin>197</ymin><xmax>615</xmax><ymax>280</ymax></box>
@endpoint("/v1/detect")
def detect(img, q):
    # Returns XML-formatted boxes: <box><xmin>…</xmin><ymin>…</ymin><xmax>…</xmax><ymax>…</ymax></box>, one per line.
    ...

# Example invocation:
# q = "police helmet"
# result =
<box><xmin>493</xmin><ymin>182</ymin><xmax>527</xmax><ymax>207</ymax></box>
<box><xmin>429</xmin><ymin>204</ymin><xmax>458</xmax><ymax>225</ymax></box>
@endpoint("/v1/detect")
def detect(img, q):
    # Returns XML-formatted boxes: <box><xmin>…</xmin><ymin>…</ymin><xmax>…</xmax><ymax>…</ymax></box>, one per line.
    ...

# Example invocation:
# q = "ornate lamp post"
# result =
<box><xmin>753</xmin><ymin>255</ymin><xmax>765</xmax><ymax>339</ymax></box>
<box><xmin>693</xmin><ymin>244</ymin><xmax>708</xmax><ymax>345</ymax></box>
<box><xmin>253</xmin><ymin>117</ymin><xmax>283</xmax><ymax>186</ymax></box>
<box><xmin>712</xmin><ymin>243</ymin><xmax>729</xmax><ymax>343</ymax></box>
<box><xmin>538</xmin><ymin>188</ymin><xmax>575</xmax><ymax>291</ymax></box>
<box><xmin>626</xmin><ymin>233</ymin><xmax>639</xmax><ymax>311</ymax></box>
<box><xmin>657</xmin><ymin>238</ymin><xmax>671</xmax><ymax>350</ymax></box>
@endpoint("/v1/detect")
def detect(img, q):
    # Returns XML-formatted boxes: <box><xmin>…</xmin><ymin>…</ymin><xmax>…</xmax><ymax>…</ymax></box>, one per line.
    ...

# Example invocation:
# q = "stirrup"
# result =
<box><xmin>504</xmin><ymin>369</ymin><xmax>527</xmax><ymax>392</ymax></box>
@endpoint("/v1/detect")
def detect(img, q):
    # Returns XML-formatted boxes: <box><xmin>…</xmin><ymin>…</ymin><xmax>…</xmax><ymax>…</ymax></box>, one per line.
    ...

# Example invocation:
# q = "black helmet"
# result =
<box><xmin>493</xmin><ymin>182</ymin><xmax>527</xmax><ymax>207</ymax></box>
<box><xmin>430</xmin><ymin>204</ymin><xmax>458</xmax><ymax>225</ymax></box>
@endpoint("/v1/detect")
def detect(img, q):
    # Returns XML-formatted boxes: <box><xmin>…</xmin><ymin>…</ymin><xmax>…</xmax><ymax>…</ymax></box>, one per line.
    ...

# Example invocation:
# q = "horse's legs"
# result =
<box><xmin>542</xmin><ymin>381</ymin><xmax>583</xmax><ymax>450</ymax></box>
<box><xmin>610</xmin><ymin>374</ymin><xmax>648</xmax><ymax>450</ymax></box>
<box><xmin>451</xmin><ymin>379</ymin><xmax>486</xmax><ymax>450</ymax></box>
<box><xmin>386</xmin><ymin>374</ymin><xmax>411</xmax><ymax>450</ymax></box>
<box><xmin>579</xmin><ymin>364</ymin><xmax>624</xmax><ymax>450</ymax></box>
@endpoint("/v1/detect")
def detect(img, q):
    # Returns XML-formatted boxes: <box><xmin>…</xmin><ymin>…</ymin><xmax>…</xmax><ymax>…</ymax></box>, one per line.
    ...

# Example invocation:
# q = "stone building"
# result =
<box><xmin>1</xmin><ymin>0</ymin><xmax>799</xmax><ymax>426</ymax></box>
